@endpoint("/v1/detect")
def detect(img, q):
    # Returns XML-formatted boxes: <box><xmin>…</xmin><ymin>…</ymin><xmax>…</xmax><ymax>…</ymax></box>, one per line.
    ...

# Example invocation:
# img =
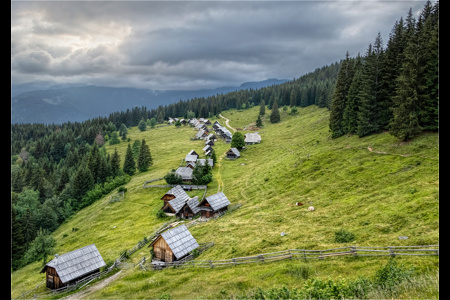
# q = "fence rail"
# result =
<box><xmin>148</xmin><ymin>245</ymin><xmax>439</xmax><ymax>271</ymax></box>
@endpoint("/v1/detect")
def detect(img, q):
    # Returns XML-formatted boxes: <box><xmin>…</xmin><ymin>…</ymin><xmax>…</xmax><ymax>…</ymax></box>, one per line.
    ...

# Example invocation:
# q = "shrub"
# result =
<box><xmin>156</xmin><ymin>209</ymin><xmax>167</xmax><ymax>219</ymax></box>
<box><xmin>334</xmin><ymin>228</ymin><xmax>355</xmax><ymax>243</ymax></box>
<box><xmin>373</xmin><ymin>259</ymin><xmax>414</xmax><ymax>291</ymax></box>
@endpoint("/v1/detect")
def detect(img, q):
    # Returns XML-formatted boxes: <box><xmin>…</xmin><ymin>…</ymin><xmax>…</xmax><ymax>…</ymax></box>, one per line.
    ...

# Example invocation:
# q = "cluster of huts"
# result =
<box><xmin>39</xmin><ymin>118</ymin><xmax>261</xmax><ymax>289</ymax></box>
<box><xmin>41</xmin><ymin>186</ymin><xmax>231</xmax><ymax>288</ymax></box>
<box><xmin>161</xmin><ymin>185</ymin><xmax>231</xmax><ymax>219</ymax></box>
<box><xmin>174</xmin><ymin>149</ymin><xmax>214</xmax><ymax>182</ymax></box>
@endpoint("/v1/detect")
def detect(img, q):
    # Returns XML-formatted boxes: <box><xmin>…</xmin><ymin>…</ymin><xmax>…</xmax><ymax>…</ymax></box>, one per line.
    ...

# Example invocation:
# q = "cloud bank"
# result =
<box><xmin>11</xmin><ymin>1</ymin><xmax>429</xmax><ymax>90</ymax></box>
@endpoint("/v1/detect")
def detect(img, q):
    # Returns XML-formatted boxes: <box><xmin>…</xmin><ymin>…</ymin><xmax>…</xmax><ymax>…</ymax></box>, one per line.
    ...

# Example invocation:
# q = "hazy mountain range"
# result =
<box><xmin>11</xmin><ymin>78</ymin><xmax>288</xmax><ymax>124</ymax></box>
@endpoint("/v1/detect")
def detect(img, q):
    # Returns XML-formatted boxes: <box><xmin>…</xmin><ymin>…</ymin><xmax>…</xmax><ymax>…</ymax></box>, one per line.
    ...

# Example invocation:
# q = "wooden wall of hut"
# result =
<box><xmin>152</xmin><ymin>237</ymin><xmax>175</xmax><ymax>262</ymax></box>
<box><xmin>45</xmin><ymin>267</ymin><xmax>64</xmax><ymax>289</ymax></box>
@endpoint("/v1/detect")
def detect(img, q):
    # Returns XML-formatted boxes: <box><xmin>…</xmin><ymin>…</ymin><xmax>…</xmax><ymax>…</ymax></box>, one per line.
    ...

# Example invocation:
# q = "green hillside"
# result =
<box><xmin>11</xmin><ymin>105</ymin><xmax>439</xmax><ymax>299</ymax></box>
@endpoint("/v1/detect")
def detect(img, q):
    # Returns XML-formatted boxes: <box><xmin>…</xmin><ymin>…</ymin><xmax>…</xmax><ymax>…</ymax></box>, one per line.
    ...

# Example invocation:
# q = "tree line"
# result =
<box><xmin>11</xmin><ymin>119</ymin><xmax>153</xmax><ymax>270</ymax></box>
<box><xmin>329</xmin><ymin>1</ymin><xmax>438</xmax><ymax>141</ymax></box>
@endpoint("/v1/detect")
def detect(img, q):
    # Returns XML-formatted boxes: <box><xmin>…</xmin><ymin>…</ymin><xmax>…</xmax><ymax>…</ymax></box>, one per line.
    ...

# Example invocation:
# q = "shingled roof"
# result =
<box><xmin>201</xmin><ymin>192</ymin><xmax>231</xmax><ymax>211</ymax></box>
<box><xmin>40</xmin><ymin>244</ymin><xmax>106</xmax><ymax>284</ymax></box>
<box><xmin>164</xmin><ymin>185</ymin><xmax>190</xmax><ymax>202</ymax></box>
<box><xmin>160</xmin><ymin>224</ymin><xmax>199</xmax><ymax>259</ymax></box>
<box><xmin>186</xmin><ymin>196</ymin><xmax>201</xmax><ymax>214</ymax></box>
<box><xmin>175</xmin><ymin>167</ymin><xmax>193</xmax><ymax>181</ymax></box>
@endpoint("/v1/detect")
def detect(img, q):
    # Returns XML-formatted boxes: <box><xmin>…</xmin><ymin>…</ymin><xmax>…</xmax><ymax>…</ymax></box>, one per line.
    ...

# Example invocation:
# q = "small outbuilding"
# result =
<box><xmin>244</xmin><ymin>132</ymin><xmax>262</xmax><ymax>145</ymax></box>
<box><xmin>226</xmin><ymin>148</ymin><xmax>241</xmax><ymax>159</ymax></box>
<box><xmin>149</xmin><ymin>224</ymin><xmax>199</xmax><ymax>263</ymax></box>
<box><xmin>40</xmin><ymin>244</ymin><xmax>106</xmax><ymax>289</ymax></box>
<box><xmin>161</xmin><ymin>185</ymin><xmax>190</xmax><ymax>212</ymax></box>
<box><xmin>198</xmin><ymin>192</ymin><xmax>231</xmax><ymax>218</ymax></box>
<box><xmin>175</xmin><ymin>167</ymin><xmax>194</xmax><ymax>182</ymax></box>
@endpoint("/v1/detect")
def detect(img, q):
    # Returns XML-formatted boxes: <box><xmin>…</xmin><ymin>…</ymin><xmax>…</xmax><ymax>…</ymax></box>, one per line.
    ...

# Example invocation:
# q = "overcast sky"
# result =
<box><xmin>11</xmin><ymin>1</ymin><xmax>430</xmax><ymax>91</ymax></box>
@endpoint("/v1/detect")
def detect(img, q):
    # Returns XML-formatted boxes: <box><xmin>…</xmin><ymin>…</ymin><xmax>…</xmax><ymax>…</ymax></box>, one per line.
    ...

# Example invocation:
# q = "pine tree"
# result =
<box><xmin>270</xmin><ymin>100</ymin><xmax>281</xmax><ymax>123</ymax></box>
<box><xmin>110</xmin><ymin>148</ymin><xmax>121</xmax><ymax>177</ymax></box>
<box><xmin>357</xmin><ymin>33</ymin><xmax>386</xmax><ymax>137</ymax></box>
<box><xmin>342</xmin><ymin>54</ymin><xmax>363</xmax><ymax>134</ymax></box>
<box><xmin>259</xmin><ymin>100</ymin><xmax>266</xmax><ymax>115</ymax></box>
<box><xmin>389</xmin><ymin>8</ymin><xmax>422</xmax><ymax>141</ymax></box>
<box><xmin>123</xmin><ymin>143</ymin><xmax>136</xmax><ymax>176</ymax></box>
<box><xmin>256</xmin><ymin>114</ymin><xmax>262</xmax><ymax>127</ymax></box>
<box><xmin>137</xmin><ymin>139</ymin><xmax>152</xmax><ymax>172</ymax></box>
<box><xmin>72</xmin><ymin>164</ymin><xmax>94</xmax><ymax>201</ymax></box>
<box><xmin>329</xmin><ymin>52</ymin><xmax>354</xmax><ymax>138</ymax></box>
<box><xmin>11</xmin><ymin>207</ymin><xmax>26</xmax><ymax>270</ymax></box>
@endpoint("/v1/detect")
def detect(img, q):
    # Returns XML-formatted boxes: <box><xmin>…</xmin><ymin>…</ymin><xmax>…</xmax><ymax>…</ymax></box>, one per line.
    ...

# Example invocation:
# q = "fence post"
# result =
<box><xmin>288</xmin><ymin>249</ymin><xmax>292</xmax><ymax>259</ymax></box>
<box><xmin>388</xmin><ymin>247</ymin><xmax>395</xmax><ymax>257</ymax></box>
<box><xmin>232</xmin><ymin>258</ymin><xmax>236</xmax><ymax>266</ymax></box>
<box><xmin>259</xmin><ymin>254</ymin><xmax>265</xmax><ymax>263</ymax></box>
<box><xmin>351</xmin><ymin>246</ymin><xmax>357</xmax><ymax>257</ymax></box>
<box><xmin>209</xmin><ymin>260</ymin><xmax>213</xmax><ymax>268</ymax></box>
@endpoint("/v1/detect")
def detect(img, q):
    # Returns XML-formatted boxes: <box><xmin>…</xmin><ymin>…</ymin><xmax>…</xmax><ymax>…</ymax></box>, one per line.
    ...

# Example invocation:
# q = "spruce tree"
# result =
<box><xmin>389</xmin><ymin>9</ymin><xmax>422</xmax><ymax>141</ymax></box>
<box><xmin>137</xmin><ymin>139</ymin><xmax>153</xmax><ymax>172</ymax></box>
<box><xmin>270</xmin><ymin>100</ymin><xmax>281</xmax><ymax>123</ymax></box>
<box><xmin>110</xmin><ymin>148</ymin><xmax>121</xmax><ymax>177</ymax></box>
<box><xmin>72</xmin><ymin>165</ymin><xmax>94</xmax><ymax>201</ymax></box>
<box><xmin>357</xmin><ymin>33</ymin><xmax>386</xmax><ymax>137</ymax></box>
<box><xmin>342</xmin><ymin>54</ymin><xmax>363</xmax><ymax>134</ymax></box>
<box><xmin>123</xmin><ymin>143</ymin><xmax>136</xmax><ymax>176</ymax></box>
<box><xmin>329</xmin><ymin>52</ymin><xmax>354</xmax><ymax>138</ymax></box>
<box><xmin>256</xmin><ymin>114</ymin><xmax>262</xmax><ymax>127</ymax></box>
<box><xmin>259</xmin><ymin>100</ymin><xmax>266</xmax><ymax>115</ymax></box>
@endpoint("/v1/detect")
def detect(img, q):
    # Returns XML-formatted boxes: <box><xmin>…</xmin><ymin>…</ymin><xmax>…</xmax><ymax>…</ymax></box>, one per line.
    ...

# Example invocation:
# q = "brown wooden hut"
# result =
<box><xmin>149</xmin><ymin>224</ymin><xmax>199</xmax><ymax>263</ymax></box>
<box><xmin>160</xmin><ymin>185</ymin><xmax>190</xmax><ymax>213</ymax></box>
<box><xmin>40</xmin><ymin>244</ymin><xmax>106</xmax><ymax>289</ymax></box>
<box><xmin>198</xmin><ymin>192</ymin><xmax>231</xmax><ymax>218</ymax></box>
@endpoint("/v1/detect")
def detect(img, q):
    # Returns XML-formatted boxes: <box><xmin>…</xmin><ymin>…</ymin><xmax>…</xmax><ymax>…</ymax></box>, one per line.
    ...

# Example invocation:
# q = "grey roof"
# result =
<box><xmin>175</xmin><ymin>167</ymin><xmax>193</xmax><ymax>180</ymax></box>
<box><xmin>161</xmin><ymin>224</ymin><xmax>199</xmax><ymax>259</ymax></box>
<box><xmin>186</xmin><ymin>196</ymin><xmax>201</xmax><ymax>214</ymax></box>
<box><xmin>40</xmin><ymin>244</ymin><xmax>106</xmax><ymax>284</ymax></box>
<box><xmin>245</xmin><ymin>132</ymin><xmax>261</xmax><ymax>143</ymax></box>
<box><xmin>202</xmin><ymin>192</ymin><xmax>231</xmax><ymax>211</ymax></box>
<box><xmin>197</xmin><ymin>158</ymin><xmax>213</xmax><ymax>167</ymax></box>
<box><xmin>168</xmin><ymin>197</ymin><xmax>187</xmax><ymax>213</ymax></box>
<box><xmin>185</xmin><ymin>154</ymin><xmax>198</xmax><ymax>162</ymax></box>
<box><xmin>187</xmin><ymin>149</ymin><xmax>199</xmax><ymax>157</ymax></box>
<box><xmin>227</xmin><ymin>148</ymin><xmax>241</xmax><ymax>157</ymax></box>
<box><xmin>165</xmin><ymin>185</ymin><xmax>190</xmax><ymax>202</ymax></box>
<box><xmin>195</xmin><ymin>130</ymin><xmax>206</xmax><ymax>139</ymax></box>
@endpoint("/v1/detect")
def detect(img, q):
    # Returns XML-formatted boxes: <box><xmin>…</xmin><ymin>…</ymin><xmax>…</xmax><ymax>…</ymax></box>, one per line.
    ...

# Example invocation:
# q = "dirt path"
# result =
<box><xmin>216</xmin><ymin>154</ymin><xmax>225</xmax><ymax>193</ymax></box>
<box><xmin>219</xmin><ymin>114</ymin><xmax>236</xmax><ymax>133</ymax></box>
<box><xmin>62</xmin><ymin>270</ymin><xmax>123</xmax><ymax>300</ymax></box>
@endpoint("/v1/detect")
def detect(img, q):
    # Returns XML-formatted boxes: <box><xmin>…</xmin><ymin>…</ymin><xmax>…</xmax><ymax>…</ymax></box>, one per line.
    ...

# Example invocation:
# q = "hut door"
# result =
<box><xmin>47</xmin><ymin>274</ymin><xmax>54</xmax><ymax>289</ymax></box>
<box><xmin>160</xmin><ymin>249</ymin><xmax>165</xmax><ymax>262</ymax></box>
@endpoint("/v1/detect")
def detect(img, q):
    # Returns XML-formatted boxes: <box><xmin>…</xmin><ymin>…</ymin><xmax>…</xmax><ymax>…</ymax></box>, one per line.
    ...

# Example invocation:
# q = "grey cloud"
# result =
<box><xmin>11</xmin><ymin>0</ymin><xmax>431</xmax><ymax>90</ymax></box>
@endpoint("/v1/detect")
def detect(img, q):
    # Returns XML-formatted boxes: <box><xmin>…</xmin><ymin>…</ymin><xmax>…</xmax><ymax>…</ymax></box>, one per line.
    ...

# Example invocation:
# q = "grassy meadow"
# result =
<box><xmin>11</xmin><ymin>105</ymin><xmax>439</xmax><ymax>299</ymax></box>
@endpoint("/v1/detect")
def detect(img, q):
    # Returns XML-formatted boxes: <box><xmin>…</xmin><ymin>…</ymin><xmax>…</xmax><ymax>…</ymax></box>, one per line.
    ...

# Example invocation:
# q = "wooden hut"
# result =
<box><xmin>226</xmin><ymin>148</ymin><xmax>241</xmax><ymax>159</ymax></box>
<box><xmin>40</xmin><ymin>244</ymin><xmax>106</xmax><ymax>289</ymax></box>
<box><xmin>244</xmin><ymin>132</ymin><xmax>262</xmax><ymax>145</ymax></box>
<box><xmin>177</xmin><ymin>196</ymin><xmax>201</xmax><ymax>219</ymax></box>
<box><xmin>198</xmin><ymin>192</ymin><xmax>231</xmax><ymax>218</ymax></box>
<box><xmin>149</xmin><ymin>224</ymin><xmax>199</xmax><ymax>262</ymax></box>
<box><xmin>161</xmin><ymin>185</ymin><xmax>190</xmax><ymax>213</ymax></box>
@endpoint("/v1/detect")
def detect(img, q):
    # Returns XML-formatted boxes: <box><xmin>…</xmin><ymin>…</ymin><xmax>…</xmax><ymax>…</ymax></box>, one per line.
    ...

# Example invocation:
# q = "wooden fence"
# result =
<box><xmin>148</xmin><ymin>245</ymin><xmax>439</xmax><ymax>271</ymax></box>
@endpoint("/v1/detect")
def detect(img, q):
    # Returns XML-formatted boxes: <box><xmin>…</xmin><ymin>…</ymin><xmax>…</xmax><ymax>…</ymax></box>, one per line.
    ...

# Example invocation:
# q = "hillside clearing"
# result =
<box><xmin>11</xmin><ymin>105</ymin><xmax>438</xmax><ymax>299</ymax></box>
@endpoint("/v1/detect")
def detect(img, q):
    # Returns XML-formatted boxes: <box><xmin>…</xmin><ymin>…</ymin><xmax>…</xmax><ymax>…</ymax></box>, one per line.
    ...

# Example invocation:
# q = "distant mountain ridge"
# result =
<box><xmin>11</xmin><ymin>78</ymin><xmax>289</xmax><ymax>124</ymax></box>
